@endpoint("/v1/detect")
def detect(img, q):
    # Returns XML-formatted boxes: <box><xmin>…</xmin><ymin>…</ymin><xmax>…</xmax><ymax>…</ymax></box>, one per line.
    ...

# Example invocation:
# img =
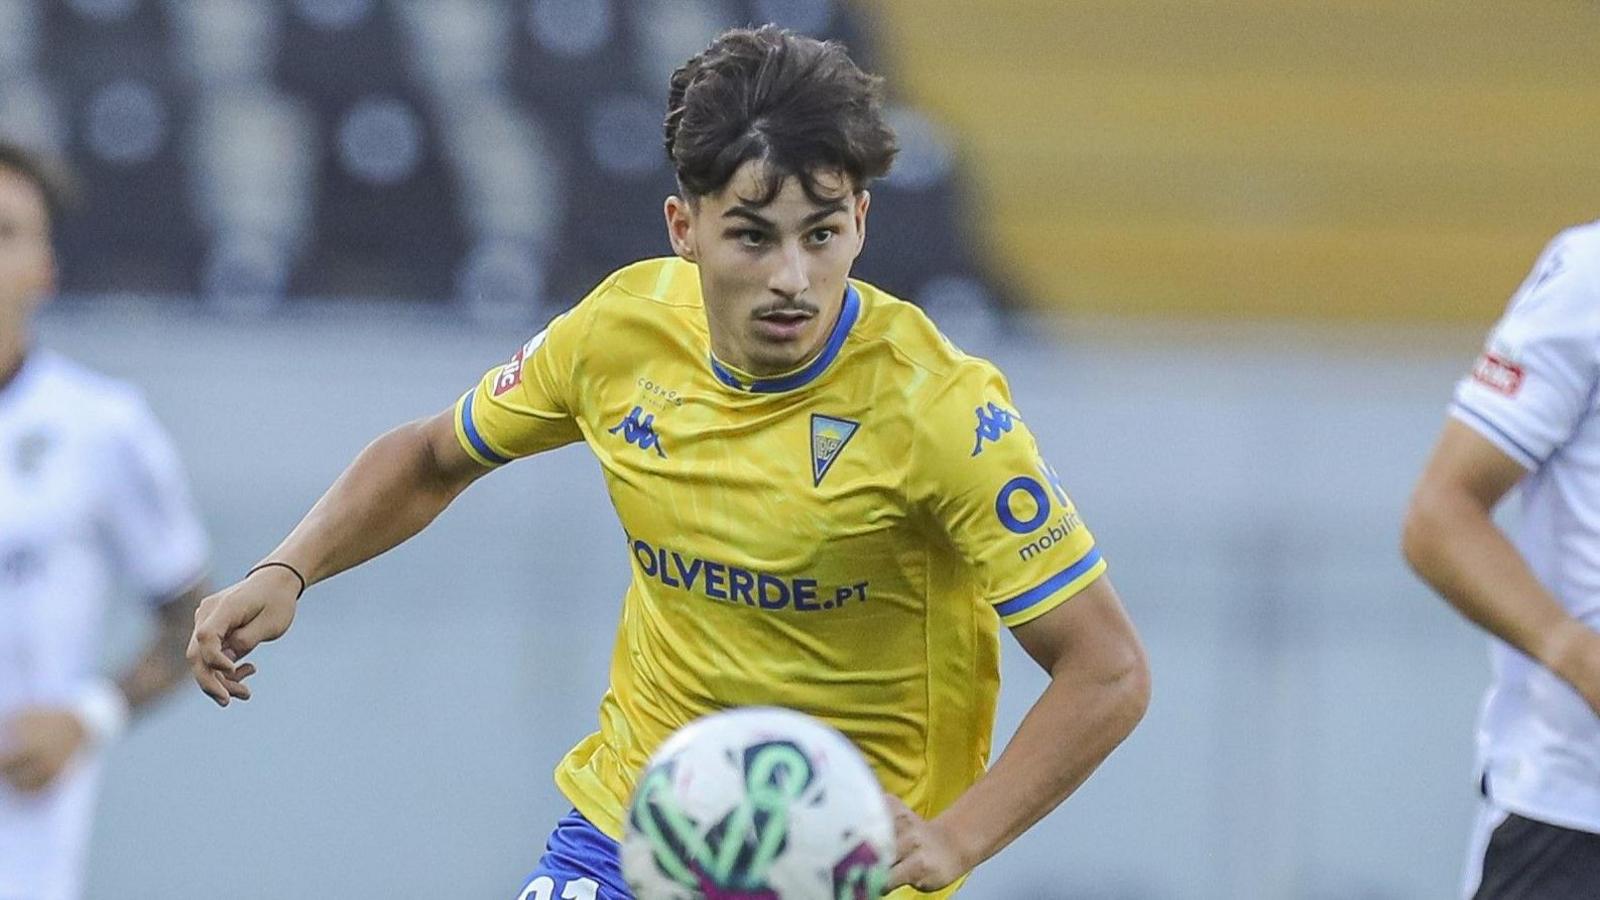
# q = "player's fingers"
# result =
<box><xmin>185</xmin><ymin>629</ymin><xmax>231</xmax><ymax>702</ymax></box>
<box><xmin>221</xmin><ymin>679</ymin><xmax>251</xmax><ymax>702</ymax></box>
<box><xmin>16</xmin><ymin>756</ymin><xmax>45</xmax><ymax>788</ymax></box>
<box><xmin>885</xmin><ymin>795</ymin><xmax>918</xmax><ymax>857</ymax></box>
<box><xmin>894</xmin><ymin>822</ymin><xmax>915</xmax><ymax>862</ymax></box>
<box><xmin>214</xmin><ymin>661</ymin><xmax>259</xmax><ymax>701</ymax></box>
<box><xmin>0</xmin><ymin>752</ymin><xmax>43</xmax><ymax>792</ymax></box>
<box><xmin>184</xmin><ymin>627</ymin><xmax>206</xmax><ymax>673</ymax></box>
<box><xmin>15</xmin><ymin>762</ymin><xmax>50</xmax><ymax>792</ymax></box>
<box><xmin>195</xmin><ymin>667</ymin><xmax>232</xmax><ymax>707</ymax></box>
<box><xmin>0</xmin><ymin>748</ymin><xmax>27</xmax><ymax>781</ymax></box>
<box><xmin>886</xmin><ymin>858</ymin><xmax>917</xmax><ymax>891</ymax></box>
<box><xmin>193</xmin><ymin>622</ymin><xmax>236</xmax><ymax>672</ymax></box>
<box><xmin>191</xmin><ymin>615</ymin><xmax>238</xmax><ymax>677</ymax></box>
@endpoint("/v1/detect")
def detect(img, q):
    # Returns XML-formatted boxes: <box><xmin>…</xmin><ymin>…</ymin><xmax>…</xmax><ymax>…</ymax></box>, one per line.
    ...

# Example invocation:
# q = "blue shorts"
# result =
<box><xmin>514</xmin><ymin>810</ymin><xmax>633</xmax><ymax>900</ymax></box>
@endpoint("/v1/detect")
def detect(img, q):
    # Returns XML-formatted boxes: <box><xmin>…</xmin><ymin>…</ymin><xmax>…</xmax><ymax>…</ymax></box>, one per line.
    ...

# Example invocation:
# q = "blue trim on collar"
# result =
<box><xmin>709</xmin><ymin>285</ymin><xmax>861</xmax><ymax>394</ymax></box>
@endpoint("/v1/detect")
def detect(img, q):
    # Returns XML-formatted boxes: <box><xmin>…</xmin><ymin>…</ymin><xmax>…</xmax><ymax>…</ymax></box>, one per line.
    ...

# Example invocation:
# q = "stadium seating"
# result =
<box><xmin>0</xmin><ymin>0</ymin><xmax>1001</xmax><ymax>320</ymax></box>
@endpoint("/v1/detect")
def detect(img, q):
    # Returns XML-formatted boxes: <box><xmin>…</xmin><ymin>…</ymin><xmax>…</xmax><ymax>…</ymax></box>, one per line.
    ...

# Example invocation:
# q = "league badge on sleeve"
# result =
<box><xmin>493</xmin><ymin>331</ymin><xmax>548</xmax><ymax>397</ymax></box>
<box><xmin>811</xmin><ymin>414</ymin><xmax>859</xmax><ymax>486</ymax></box>
<box><xmin>1471</xmin><ymin>350</ymin><xmax>1524</xmax><ymax>397</ymax></box>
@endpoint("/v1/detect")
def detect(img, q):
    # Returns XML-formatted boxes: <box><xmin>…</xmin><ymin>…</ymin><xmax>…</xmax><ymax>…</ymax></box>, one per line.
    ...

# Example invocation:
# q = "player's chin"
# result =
<box><xmin>744</xmin><ymin>326</ymin><xmax>815</xmax><ymax>367</ymax></box>
<box><xmin>758</xmin><ymin>339</ymin><xmax>818</xmax><ymax>370</ymax></box>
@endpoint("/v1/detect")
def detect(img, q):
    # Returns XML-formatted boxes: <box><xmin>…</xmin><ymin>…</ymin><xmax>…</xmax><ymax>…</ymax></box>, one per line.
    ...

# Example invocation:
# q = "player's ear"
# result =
<box><xmin>851</xmin><ymin>190</ymin><xmax>870</xmax><ymax>258</ymax></box>
<box><xmin>664</xmin><ymin>195</ymin><xmax>697</xmax><ymax>263</ymax></box>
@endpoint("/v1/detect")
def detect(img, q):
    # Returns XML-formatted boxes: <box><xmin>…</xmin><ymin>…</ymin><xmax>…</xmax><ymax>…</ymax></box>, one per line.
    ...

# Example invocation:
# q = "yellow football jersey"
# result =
<box><xmin>456</xmin><ymin>257</ymin><xmax>1105</xmax><ymax>897</ymax></box>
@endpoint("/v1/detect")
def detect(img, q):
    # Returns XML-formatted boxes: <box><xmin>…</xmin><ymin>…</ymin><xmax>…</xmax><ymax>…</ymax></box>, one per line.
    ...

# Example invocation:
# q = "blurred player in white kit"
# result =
<box><xmin>0</xmin><ymin>141</ymin><xmax>210</xmax><ymax>900</ymax></box>
<box><xmin>1406</xmin><ymin>220</ymin><xmax>1600</xmax><ymax>898</ymax></box>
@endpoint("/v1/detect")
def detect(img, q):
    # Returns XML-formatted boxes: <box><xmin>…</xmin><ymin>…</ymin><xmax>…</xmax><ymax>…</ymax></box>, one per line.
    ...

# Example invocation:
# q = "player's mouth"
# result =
<box><xmin>751</xmin><ymin>306</ymin><xmax>816</xmax><ymax>342</ymax></box>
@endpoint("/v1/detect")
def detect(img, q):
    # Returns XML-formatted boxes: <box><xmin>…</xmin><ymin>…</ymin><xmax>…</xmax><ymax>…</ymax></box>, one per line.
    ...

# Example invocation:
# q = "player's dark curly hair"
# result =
<box><xmin>664</xmin><ymin>25</ymin><xmax>898</xmax><ymax>205</ymax></box>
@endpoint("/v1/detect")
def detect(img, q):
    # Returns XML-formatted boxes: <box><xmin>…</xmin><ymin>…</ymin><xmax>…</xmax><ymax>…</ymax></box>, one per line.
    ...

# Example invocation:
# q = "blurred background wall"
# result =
<box><xmin>7</xmin><ymin>0</ymin><xmax>1600</xmax><ymax>897</ymax></box>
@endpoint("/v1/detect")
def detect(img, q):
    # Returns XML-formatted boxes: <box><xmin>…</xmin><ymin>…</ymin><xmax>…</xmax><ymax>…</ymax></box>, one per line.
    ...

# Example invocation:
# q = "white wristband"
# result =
<box><xmin>71</xmin><ymin>679</ymin><xmax>130</xmax><ymax>747</ymax></box>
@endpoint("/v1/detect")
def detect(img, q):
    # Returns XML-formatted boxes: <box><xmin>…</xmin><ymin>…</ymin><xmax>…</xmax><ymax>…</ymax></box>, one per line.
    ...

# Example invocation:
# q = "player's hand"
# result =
<box><xmin>884</xmin><ymin>795</ymin><xmax>971</xmax><ymax>892</ymax></box>
<box><xmin>187</xmin><ymin>568</ymin><xmax>297</xmax><ymax>707</ymax></box>
<box><xmin>1547</xmin><ymin>619</ymin><xmax>1600</xmax><ymax>718</ymax></box>
<box><xmin>0</xmin><ymin>708</ymin><xmax>87</xmax><ymax>793</ymax></box>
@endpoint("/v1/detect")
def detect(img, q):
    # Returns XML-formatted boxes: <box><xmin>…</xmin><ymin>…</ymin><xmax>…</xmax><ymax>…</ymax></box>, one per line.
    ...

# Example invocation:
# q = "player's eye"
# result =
<box><xmin>729</xmin><ymin>229</ymin><xmax>769</xmax><ymax>248</ymax></box>
<box><xmin>807</xmin><ymin>227</ymin><xmax>838</xmax><ymax>246</ymax></box>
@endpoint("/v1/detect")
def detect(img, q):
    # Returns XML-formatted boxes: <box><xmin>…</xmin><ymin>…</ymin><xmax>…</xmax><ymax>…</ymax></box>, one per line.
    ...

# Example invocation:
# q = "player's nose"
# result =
<box><xmin>767</xmin><ymin>242</ymin><xmax>809</xmax><ymax>299</ymax></box>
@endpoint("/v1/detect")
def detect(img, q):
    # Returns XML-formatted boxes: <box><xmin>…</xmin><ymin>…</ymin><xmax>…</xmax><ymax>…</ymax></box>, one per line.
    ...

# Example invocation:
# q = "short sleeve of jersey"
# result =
<box><xmin>911</xmin><ymin>361</ymin><xmax>1106</xmax><ymax>627</ymax></box>
<box><xmin>1451</xmin><ymin>231</ymin><xmax>1600</xmax><ymax>470</ymax></box>
<box><xmin>99</xmin><ymin>398</ymin><xmax>209</xmax><ymax>602</ymax></box>
<box><xmin>455</xmin><ymin>298</ymin><xmax>595</xmax><ymax>466</ymax></box>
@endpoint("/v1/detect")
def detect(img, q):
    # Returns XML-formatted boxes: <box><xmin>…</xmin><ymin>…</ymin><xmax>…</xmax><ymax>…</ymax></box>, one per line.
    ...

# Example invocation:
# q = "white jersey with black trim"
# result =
<box><xmin>0</xmin><ymin>350</ymin><xmax>208</xmax><ymax>900</ymax></box>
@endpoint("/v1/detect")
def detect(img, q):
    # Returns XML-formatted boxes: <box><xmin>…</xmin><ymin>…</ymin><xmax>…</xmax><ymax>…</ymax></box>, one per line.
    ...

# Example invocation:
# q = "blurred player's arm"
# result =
<box><xmin>0</xmin><ymin>581</ymin><xmax>207</xmax><ymax>794</ymax></box>
<box><xmin>1403</xmin><ymin>418</ymin><xmax>1600</xmax><ymax>714</ymax></box>
<box><xmin>124</xmin><ymin>580</ymin><xmax>210</xmax><ymax>710</ymax></box>
<box><xmin>187</xmin><ymin>407</ymin><xmax>488</xmax><ymax>706</ymax></box>
<box><xmin>889</xmin><ymin>574</ymin><xmax>1149</xmax><ymax>891</ymax></box>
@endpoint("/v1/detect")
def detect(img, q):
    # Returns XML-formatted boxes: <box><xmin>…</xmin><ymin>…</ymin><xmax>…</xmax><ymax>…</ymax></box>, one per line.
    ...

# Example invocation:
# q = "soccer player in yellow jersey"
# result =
<box><xmin>188</xmin><ymin>25</ymin><xmax>1149</xmax><ymax>899</ymax></box>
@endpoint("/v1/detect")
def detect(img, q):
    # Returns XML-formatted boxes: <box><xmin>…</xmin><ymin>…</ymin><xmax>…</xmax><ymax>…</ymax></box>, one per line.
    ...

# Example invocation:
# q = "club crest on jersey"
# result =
<box><xmin>811</xmin><ymin>414</ymin><xmax>859</xmax><ymax>486</ymax></box>
<box><xmin>609</xmin><ymin>405</ymin><xmax>667</xmax><ymax>457</ymax></box>
<box><xmin>971</xmin><ymin>402</ymin><xmax>1020</xmax><ymax>456</ymax></box>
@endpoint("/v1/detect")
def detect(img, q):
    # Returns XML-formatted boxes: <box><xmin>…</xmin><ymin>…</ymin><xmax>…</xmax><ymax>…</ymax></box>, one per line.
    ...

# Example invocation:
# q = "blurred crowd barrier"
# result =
<box><xmin>0</xmin><ymin>0</ymin><xmax>1000</xmax><ymax>321</ymax></box>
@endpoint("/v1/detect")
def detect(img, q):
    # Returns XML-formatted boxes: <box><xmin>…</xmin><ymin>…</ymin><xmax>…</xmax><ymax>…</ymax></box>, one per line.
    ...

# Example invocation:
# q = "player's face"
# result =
<box><xmin>666</xmin><ymin>162</ymin><xmax>869</xmax><ymax>376</ymax></box>
<box><xmin>0</xmin><ymin>167</ymin><xmax>54</xmax><ymax>347</ymax></box>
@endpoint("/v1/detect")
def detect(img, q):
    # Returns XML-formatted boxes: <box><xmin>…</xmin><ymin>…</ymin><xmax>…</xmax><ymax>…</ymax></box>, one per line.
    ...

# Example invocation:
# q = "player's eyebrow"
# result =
<box><xmin>723</xmin><ymin>202</ymin><xmax>849</xmax><ymax>229</ymax></box>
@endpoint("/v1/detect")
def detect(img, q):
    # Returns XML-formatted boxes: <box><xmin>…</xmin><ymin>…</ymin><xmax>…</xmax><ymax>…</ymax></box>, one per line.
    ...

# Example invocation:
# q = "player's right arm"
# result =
<box><xmin>189</xmin><ymin>293</ymin><xmax>596</xmax><ymax>706</ymax></box>
<box><xmin>1404</xmin><ymin>226</ymin><xmax>1600</xmax><ymax>717</ymax></box>
<box><xmin>1403</xmin><ymin>420</ymin><xmax>1600</xmax><ymax>713</ymax></box>
<box><xmin>187</xmin><ymin>408</ymin><xmax>489</xmax><ymax>706</ymax></box>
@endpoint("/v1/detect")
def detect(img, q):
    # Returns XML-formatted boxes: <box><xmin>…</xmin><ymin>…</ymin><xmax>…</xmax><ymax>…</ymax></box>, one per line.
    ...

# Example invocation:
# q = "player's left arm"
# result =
<box><xmin>0</xmin><ymin>398</ymin><xmax>210</xmax><ymax>794</ymax></box>
<box><xmin>122</xmin><ymin>580</ymin><xmax>212</xmax><ymax>712</ymax></box>
<box><xmin>887</xmin><ymin>574</ymin><xmax>1149</xmax><ymax>890</ymax></box>
<box><xmin>0</xmin><ymin>581</ymin><xmax>209</xmax><ymax>794</ymax></box>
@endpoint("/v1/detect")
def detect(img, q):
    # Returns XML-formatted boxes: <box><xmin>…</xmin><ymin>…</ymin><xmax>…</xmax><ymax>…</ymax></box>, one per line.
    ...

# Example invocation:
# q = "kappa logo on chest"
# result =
<box><xmin>609</xmin><ymin>406</ymin><xmax>667</xmax><ymax>457</ymax></box>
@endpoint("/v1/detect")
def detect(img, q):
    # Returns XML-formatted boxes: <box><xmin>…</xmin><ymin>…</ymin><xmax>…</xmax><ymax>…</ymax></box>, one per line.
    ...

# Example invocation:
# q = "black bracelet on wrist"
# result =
<box><xmin>247</xmin><ymin>561</ymin><xmax>307</xmax><ymax>599</ymax></box>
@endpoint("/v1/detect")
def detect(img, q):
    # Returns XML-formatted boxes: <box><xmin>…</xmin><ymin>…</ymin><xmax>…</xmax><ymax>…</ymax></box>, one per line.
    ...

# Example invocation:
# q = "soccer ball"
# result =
<box><xmin>621</xmin><ymin>707</ymin><xmax>894</xmax><ymax>899</ymax></box>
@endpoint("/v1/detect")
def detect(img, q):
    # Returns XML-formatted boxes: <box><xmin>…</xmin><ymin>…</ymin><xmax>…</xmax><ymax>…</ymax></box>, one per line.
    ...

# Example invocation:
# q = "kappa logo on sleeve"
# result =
<box><xmin>971</xmin><ymin>402</ymin><xmax>1020</xmax><ymax>456</ymax></box>
<box><xmin>491</xmin><ymin>332</ymin><xmax>547</xmax><ymax>397</ymax></box>
<box><xmin>1471</xmin><ymin>351</ymin><xmax>1525</xmax><ymax>397</ymax></box>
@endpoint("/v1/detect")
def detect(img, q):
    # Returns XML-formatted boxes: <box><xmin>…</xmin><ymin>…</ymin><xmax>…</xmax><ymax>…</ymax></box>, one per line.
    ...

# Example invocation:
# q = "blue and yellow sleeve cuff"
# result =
<box><xmin>994</xmin><ymin>547</ymin><xmax>1107</xmax><ymax>628</ymax></box>
<box><xmin>454</xmin><ymin>390</ymin><xmax>512</xmax><ymax>468</ymax></box>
